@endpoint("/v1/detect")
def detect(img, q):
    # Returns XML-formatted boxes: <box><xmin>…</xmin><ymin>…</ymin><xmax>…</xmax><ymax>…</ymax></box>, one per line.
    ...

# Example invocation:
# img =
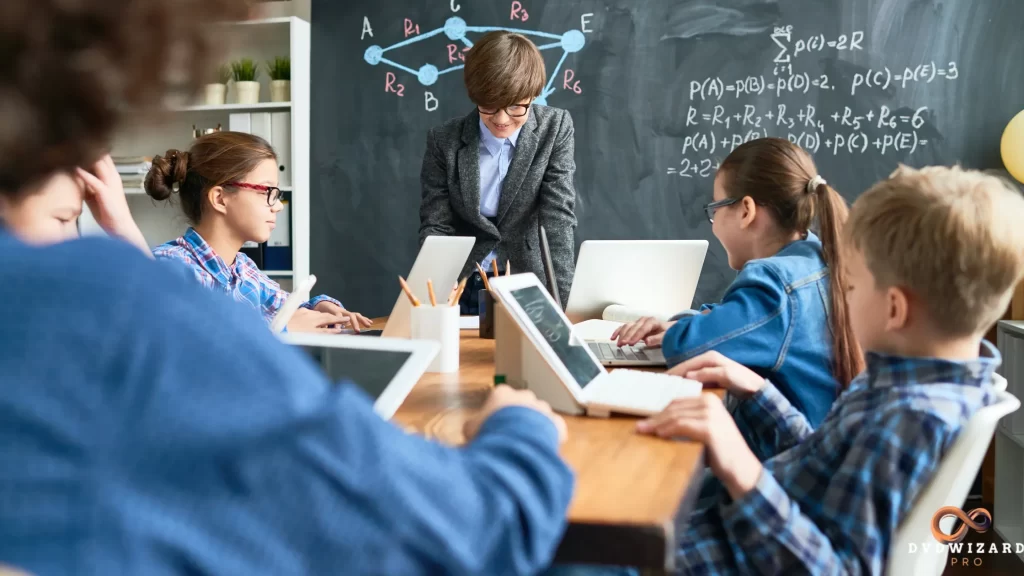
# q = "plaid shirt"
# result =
<box><xmin>678</xmin><ymin>341</ymin><xmax>1000</xmax><ymax>575</ymax></box>
<box><xmin>153</xmin><ymin>228</ymin><xmax>341</xmax><ymax>326</ymax></box>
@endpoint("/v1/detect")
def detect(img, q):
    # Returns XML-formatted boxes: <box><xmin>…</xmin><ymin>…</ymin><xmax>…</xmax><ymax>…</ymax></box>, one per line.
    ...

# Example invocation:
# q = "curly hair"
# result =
<box><xmin>0</xmin><ymin>0</ymin><xmax>248</xmax><ymax>196</ymax></box>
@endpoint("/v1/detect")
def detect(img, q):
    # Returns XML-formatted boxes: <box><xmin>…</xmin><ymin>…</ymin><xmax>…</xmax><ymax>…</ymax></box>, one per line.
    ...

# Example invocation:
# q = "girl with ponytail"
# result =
<box><xmin>614</xmin><ymin>137</ymin><xmax>861</xmax><ymax>440</ymax></box>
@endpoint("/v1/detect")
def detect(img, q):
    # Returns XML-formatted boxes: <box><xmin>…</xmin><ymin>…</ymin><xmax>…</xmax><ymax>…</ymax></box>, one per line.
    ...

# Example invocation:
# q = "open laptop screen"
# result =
<box><xmin>509</xmin><ymin>285</ymin><xmax>602</xmax><ymax>388</ymax></box>
<box><xmin>298</xmin><ymin>346</ymin><xmax>414</xmax><ymax>400</ymax></box>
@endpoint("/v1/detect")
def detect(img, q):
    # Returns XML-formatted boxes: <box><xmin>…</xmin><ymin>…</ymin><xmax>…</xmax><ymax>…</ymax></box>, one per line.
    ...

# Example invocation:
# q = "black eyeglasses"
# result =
<box><xmin>703</xmin><ymin>197</ymin><xmax>740</xmax><ymax>223</ymax></box>
<box><xmin>227</xmin><ymin>181</ymin><xmax>283</xmax><ymax>206</ymax></box>
<box><xmin>478</xmin><ymin>103</ymin><xmax>531</xmax><ymax>118</ymax></box>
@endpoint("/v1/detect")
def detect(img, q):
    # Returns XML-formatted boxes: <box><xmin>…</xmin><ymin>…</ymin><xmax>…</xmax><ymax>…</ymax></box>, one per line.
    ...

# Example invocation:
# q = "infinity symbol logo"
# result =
<box><xmin>931</xmin><ymin>506</ymin><xmax>992</xmax><ymax>543</ymax></box>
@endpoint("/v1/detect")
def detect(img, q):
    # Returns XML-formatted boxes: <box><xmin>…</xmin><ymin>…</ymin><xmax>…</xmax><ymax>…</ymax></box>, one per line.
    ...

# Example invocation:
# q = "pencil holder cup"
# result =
<box><xmin>478</xmin><ymin>289</ymin><xmax>496</xmax><ymax>339</ymax></box>
<box><xmin>410</xmin><ymin>305</ymin><xmax>460</xmax><ymax>373</ymax></box>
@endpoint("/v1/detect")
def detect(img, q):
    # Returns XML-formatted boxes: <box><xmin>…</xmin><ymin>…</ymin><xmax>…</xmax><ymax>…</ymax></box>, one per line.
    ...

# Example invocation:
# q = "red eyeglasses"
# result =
<box><xmin>226</xmin><ymin>181</ymin><xmax>283</xmax><ymax>206</ymax></box>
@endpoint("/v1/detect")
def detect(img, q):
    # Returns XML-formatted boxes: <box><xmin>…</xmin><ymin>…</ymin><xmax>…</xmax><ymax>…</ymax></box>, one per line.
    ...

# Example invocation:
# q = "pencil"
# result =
<box><xmin>398</xmin><ymin>275</ymin><xmax>421</xmax><ymax>307</ymax></box>
<box><xmin>451</xmin><ymin>277</ymin><xmax>468</xmax><ymax>306</ymax></box>
<box><xmin>427</xmin><ymin>279</ymin><xmax>437</xmax><ymax>306</ymax></box>
<box><xmin>505</xmin><ymin>259</ymin><xmax>510</xmax><ymax>276</ymax></box>
<box><xmin>492</xmin><ymin>259</ymin><xmax>499</xmax><ymax>279</ymax></box>
<box><xmin>475</xmin><ymin>262</ymin><xmax>492</xmax><ymax>291</ymax></box>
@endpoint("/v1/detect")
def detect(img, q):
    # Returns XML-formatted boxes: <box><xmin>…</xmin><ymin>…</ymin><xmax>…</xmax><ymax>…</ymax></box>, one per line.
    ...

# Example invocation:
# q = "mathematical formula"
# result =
<box><xmin>673</xmin><ymin>26</ymin><xmax>957</xmax><ymax>178</ymax></box>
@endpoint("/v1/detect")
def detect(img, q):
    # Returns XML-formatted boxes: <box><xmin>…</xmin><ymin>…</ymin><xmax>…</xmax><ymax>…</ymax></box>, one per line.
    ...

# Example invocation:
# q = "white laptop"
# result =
<box><xmin>563</xmin><ymin>240</ymin><xmax>708</xmax><ymax>367</ymax></box>
<box><xmin>354</xmin><ymin>236</ymin><xmax>475</xmax><ymax>338</ymax></box>
<box><xmin>270</xmin><ymin>274</ymin><xmax>318</xmax><ymax>333</ymax></box>
<box><xmin>280</xmin><ymin>332</ymin><xmax>439</xmax><ymax>419</ymax></box>
<box><xmin>489</xmin><ymin>273</ymin><xmax>702</xmax><ymax>417</ymax></box>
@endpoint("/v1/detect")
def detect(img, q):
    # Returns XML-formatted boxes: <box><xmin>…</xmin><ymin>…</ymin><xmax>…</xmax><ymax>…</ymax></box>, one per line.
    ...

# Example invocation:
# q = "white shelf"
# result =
<box><xmin>171</xmin><ymin>102</ymin><xmax>291</xmax><ymax>113</ymax></box>
<box><xmin>87</xmin><ymin>16</ymin><xmax>312</xmax><ymax>290</ymax></box>
<box><xmin>215</xmin><ymin>16</ymin><xmax>293</xmax><ymax>27</ymax></box>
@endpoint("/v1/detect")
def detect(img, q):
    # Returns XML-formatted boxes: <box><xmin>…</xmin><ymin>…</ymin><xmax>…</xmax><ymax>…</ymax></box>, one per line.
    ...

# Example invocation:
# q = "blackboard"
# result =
<box><xmin>311</xmin><ymin>0</ymin><xmax>1024</xmax><ymax>316</ymax></box>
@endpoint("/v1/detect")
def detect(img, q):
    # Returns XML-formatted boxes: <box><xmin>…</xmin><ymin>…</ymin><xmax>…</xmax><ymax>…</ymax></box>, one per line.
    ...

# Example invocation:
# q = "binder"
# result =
<box><xmin>250</xmin><ymin>112</ymin><xmax>272</xmax><ymax>144</ymax></box>
<box><xmin>240</xmin><ymin>240</ymin><xmax>264</xmax><ymax>269</ymax></box>
<box><xmin>270</xmin><ymin>111</ymin><xmax>292</xmax><ymax>187</ymax></box>
<box><xmin>264</xmin><ymin>199</ymin><xmax>292</xmax><ymax>271</ymax></box>
<box><xmin>228</xmin><ymin>113</ymin><xmax>251</xmax><ymax>133</ymax></box>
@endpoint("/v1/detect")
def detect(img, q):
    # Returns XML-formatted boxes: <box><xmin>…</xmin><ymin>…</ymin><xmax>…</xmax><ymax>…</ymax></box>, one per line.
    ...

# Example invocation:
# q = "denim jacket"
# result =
<box><xmin>662</xmin><ymin>232</ymin><xmax>838</xmax><ymax>428</ymax></box>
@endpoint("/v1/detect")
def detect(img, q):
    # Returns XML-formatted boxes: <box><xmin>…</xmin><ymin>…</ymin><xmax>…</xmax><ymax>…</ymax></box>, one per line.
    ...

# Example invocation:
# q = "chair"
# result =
<box><xmin>886</xmin><ymin>389</ymin><xmax>1020</xmax><ymax>575</ymax></box>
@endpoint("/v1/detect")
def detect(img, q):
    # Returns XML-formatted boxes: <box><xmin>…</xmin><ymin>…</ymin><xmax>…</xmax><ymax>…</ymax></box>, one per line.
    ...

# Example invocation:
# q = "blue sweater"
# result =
<box><xmin>0</xmin><ymin>232</ymin><xmax>574</xmax><ymax>576</ymax></box>
<box><xmin>662</xmin><ymin>233</ymin><xmax>839</xmax><ymax>428</ymax></box>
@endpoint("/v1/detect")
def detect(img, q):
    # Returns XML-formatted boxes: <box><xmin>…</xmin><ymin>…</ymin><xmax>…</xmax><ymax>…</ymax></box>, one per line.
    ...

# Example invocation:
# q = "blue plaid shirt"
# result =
<box><xmin>153</xmin><ymin>228</ymin><xmax>340</xmax><ymax>325</ymax></box>
<box><xmin>678</xmin><ymin>341</ymin><xmax>1001</xmax><ymax>574</ymax></box>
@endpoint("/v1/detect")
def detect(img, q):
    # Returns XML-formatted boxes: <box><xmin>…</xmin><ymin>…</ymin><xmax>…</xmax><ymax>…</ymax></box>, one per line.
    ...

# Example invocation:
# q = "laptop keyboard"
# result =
<box><xmin>585</xmin><ymin>370</ymin><xmax>702</xmax><ymax>415</ymax></box>
<box><xmin>588</xmin><ymin>341</ymin><xmax>660</xmax><ymax>363</ymax></box>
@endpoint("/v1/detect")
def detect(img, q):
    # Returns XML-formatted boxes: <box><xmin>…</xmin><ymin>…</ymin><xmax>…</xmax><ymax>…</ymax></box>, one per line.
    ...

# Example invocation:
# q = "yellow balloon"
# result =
<box><xmin>1002</xmin><ymin>110</ymin><xmax>1024</xmax><ymax>184</ymax></box>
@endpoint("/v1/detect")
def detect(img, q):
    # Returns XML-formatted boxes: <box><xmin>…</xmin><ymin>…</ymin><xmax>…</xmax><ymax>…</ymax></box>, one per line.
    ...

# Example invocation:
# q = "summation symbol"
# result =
<box><xmin>363</xmin><ymin>16</ymin><xmax>586</xmax><ymax>105</ymax></box>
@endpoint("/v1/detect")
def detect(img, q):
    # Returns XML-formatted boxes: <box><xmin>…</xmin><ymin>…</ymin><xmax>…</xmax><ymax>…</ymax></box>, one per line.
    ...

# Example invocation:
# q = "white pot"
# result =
<box><xmin>234</xmin><ymin>81</ymin><xmax>261</xmax><ymax>104</ymax></box>
<box><xmin>203</xmin><ymin>83</ymin><xmax>227</xmax><ymax>105</ymax></box>
<box><xmin>270</xmin><ymin>80</ymin><xmax>291</xmax><ymax>102</ymax></box>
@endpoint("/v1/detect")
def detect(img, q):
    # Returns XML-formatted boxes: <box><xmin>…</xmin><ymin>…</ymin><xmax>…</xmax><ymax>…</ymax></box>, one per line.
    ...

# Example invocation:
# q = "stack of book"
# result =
<box><xmin>112</xmin><ymin>156</ymin><xmax>152</xmax><ymax>192</ymax></box>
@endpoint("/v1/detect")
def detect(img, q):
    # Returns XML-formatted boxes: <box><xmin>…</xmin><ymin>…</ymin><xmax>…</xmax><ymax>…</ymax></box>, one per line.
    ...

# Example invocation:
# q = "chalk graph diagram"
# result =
<box><xmin>363</xmin><ymin>16</ymin><xmax>585</xmax><ymax>105</ymax></box>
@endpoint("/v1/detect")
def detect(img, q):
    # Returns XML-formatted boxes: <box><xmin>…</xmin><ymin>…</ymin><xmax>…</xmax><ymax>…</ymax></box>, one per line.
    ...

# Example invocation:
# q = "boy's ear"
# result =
<box><xmin>739</xmin><ymin>196</ymin><xmax>757</xmax><ymax>229</ymax></box>
<box><xmin>207</xmin><ymin>185</ymin><xmax>228</xmax><ymax>216</ymax></box>
<box><xmin>884</xmin><ymin>285</ymin><xmax>910</xmax><ymax>332</ymax></box>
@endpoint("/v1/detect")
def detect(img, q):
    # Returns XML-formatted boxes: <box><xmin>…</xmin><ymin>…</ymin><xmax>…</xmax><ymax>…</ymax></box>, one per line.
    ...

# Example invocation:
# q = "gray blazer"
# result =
<box><xmin>419</xmin><ymin>106</ymin><xmax>578</xmax><ymax>305</ymax></box>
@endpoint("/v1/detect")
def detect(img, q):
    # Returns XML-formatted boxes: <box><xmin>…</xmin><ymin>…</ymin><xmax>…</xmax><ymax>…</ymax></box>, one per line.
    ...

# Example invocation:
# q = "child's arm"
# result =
<box><xmin>660</xmin><ymin>262</ymin><xmax>786</xmax><ymax>370</ymax></box>
<box><xmin>698</xmin><ymin>411</ymin><xmax>954</xmax><ymax>574</ymax></box>
<box><xmin>727</xmin><ymin>380</ymin><xmax>815</xmax><ymax>460</ymax></box>
<box><xmin>669</xmin><ymin>351</ymin><xmax>815</xmax><ymax>460</ymax></box>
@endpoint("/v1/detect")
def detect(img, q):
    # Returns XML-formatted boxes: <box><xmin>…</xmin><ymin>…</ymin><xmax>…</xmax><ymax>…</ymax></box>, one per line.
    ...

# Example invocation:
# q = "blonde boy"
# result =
<box><xmin>639</xmin><ymin>166</ymin><xmax>1024</xmax><ymax>573</ymax></box>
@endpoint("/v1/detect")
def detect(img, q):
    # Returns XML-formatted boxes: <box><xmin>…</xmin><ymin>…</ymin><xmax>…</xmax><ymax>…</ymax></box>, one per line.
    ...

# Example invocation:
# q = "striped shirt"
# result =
<box><xmin>153</xmin><ymin>227</ymin><xmax>340</xmax><ymax>326</ymax></box>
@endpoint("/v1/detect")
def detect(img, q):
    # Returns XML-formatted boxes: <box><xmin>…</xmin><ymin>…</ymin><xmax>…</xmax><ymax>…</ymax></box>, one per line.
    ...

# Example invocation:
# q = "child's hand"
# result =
<box><xmin>612</xmin><ymin>317</ymin><xmax>675</xmax><ymax>348</ymax></box>
<box><xmin>636</xmin><ymin>393</ymin><xmax>762</xmax><ymax>500</ymax></box>
<box><xmin>76</xmin><ymin>155</ymin><xmax>149</xmax><ymax>255</ymax></box>
<box><xmin>314</xmin><ymin>301</ymin><xmax>372</xmax><ymax>332</ymax></box>
<box><xmin>287</xmin><ymin>308</ymin><xmax>344</xmax><ymax>334</ymax></box>
<box><xmin>667</xmin><ymin>351</ymin><xmax>765</xmax><ymax>399</ymax></box>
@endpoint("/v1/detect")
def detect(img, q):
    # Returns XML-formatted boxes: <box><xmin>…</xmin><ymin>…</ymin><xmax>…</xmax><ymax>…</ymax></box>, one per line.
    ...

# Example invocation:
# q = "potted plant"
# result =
<box><xmin>266</xmin><ymin>56</ymin><xmax>290</xmax><ymax>102</ymax></box>
<box><xmin>203</xmin><ymin>65</ymin><xmax>231</xmax><ymax>106</ymax></box>
<box><xmin>231</xmin><ymin>58</ymin><xmax>261</xmax><ymax>104</ymax></box>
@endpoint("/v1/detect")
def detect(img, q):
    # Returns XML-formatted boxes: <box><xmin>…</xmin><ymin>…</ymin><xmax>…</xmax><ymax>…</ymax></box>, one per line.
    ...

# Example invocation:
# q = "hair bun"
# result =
<box><xmin>144</xmin><ymin>149</ymin><xmax>189</xmax><ymax>201</ymax></box>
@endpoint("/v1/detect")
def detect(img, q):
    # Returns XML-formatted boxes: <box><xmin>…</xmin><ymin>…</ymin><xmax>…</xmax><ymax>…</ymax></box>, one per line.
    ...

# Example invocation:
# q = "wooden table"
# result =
<box><xmin>384</xmin><ymin>320</ymin><xmax>711</xmax><ymax>572</ymax></box>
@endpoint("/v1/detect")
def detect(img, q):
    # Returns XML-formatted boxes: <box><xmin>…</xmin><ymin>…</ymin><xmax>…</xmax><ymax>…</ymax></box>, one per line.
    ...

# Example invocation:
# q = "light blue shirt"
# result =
<box><xmin>478</xmin><ymin>117</ymin><xmax>521</xmax><ymax>267</ymax></box>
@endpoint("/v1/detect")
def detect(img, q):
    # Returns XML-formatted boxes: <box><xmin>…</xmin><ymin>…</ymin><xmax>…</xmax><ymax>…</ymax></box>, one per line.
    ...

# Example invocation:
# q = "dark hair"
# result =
<box><xmin>145</xmin><ymin>131</ymin><xmax>277</xmax><ymax>225</ymax></box>
<box><xmin>718</xmin><ymin>137</ymin><xmax>863</xmax><ymax>388</ymax></box>
<box><xmin>0</xmin><ymin>0</ymin><xmax>247</xmax><ymax>197</ymax></box>
<box><xmin>464</xmin><ymin>32</ymin><xmax>545</xmax><ymax>109</ymax></box>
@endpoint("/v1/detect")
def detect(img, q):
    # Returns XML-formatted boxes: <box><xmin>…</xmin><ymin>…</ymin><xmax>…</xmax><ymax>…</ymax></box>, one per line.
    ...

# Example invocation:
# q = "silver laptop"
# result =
<box><xmin>564</xmin><ymin>240</ymin><xmax>708</xmax><ymax>323</ymax></box>
<box><xmin>489</xmin><ymin>273</ymin><xmax>702</xmax><ymax>417</ymax></box>
<box><xmin>562</xmin><ymin>240</ymin><xmax>707</xmax><ymax>366</ymax></box>
<box><xmin>351</xmin><ymin>236</ymin><xmax>475</xmax><ymax>338</ymax></box>
<box><xmin>281</xmin><ymin>332</ymin><xmax>439</xmax><ymax>419</ymax></box>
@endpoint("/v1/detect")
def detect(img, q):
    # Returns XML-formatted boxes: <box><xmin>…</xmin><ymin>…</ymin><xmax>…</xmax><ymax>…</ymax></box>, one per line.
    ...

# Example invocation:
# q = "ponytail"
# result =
<box><xmin>813</xmin><ymin>181</ymin><xmax>864</xmax><ymax>389</ymax></box>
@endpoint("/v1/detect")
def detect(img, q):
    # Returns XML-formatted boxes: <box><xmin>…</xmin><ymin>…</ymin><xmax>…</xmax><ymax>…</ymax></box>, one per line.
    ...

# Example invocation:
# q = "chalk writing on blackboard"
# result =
<box><xmin>670</xmin><ymin>26</ymin><xmax>959</xmax><ymax>178</ymax></box>
<box><xmin>362</xmin><ymin>5</ymin><xmax>589</xmax><ymax>111</ymax></box>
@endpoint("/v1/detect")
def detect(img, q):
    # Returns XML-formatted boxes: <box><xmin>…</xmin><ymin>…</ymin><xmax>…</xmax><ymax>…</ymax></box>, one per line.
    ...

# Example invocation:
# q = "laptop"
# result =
<box><xmin>353</xmin><ymin>236</ymin><xmax>475</xmax><ymax>338</ymax></box>
<box><xmin>489</xmin><ymin>273</ymin><xmax>702</xmax><ymax>417</ymax></box>
<box><xmin>270</xmin><ymin>274</ymin><xmax>318</xmax><ymax>333</ymax></box>
<box><xmin>561</xmin><ymin>240</ymin><xmax>708</xmax><ymax>367</ymax></box>
<box><xmin>281</xmin><ymin>332</ymin><xmax>439</xmax><ymax>419</ymax></box>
